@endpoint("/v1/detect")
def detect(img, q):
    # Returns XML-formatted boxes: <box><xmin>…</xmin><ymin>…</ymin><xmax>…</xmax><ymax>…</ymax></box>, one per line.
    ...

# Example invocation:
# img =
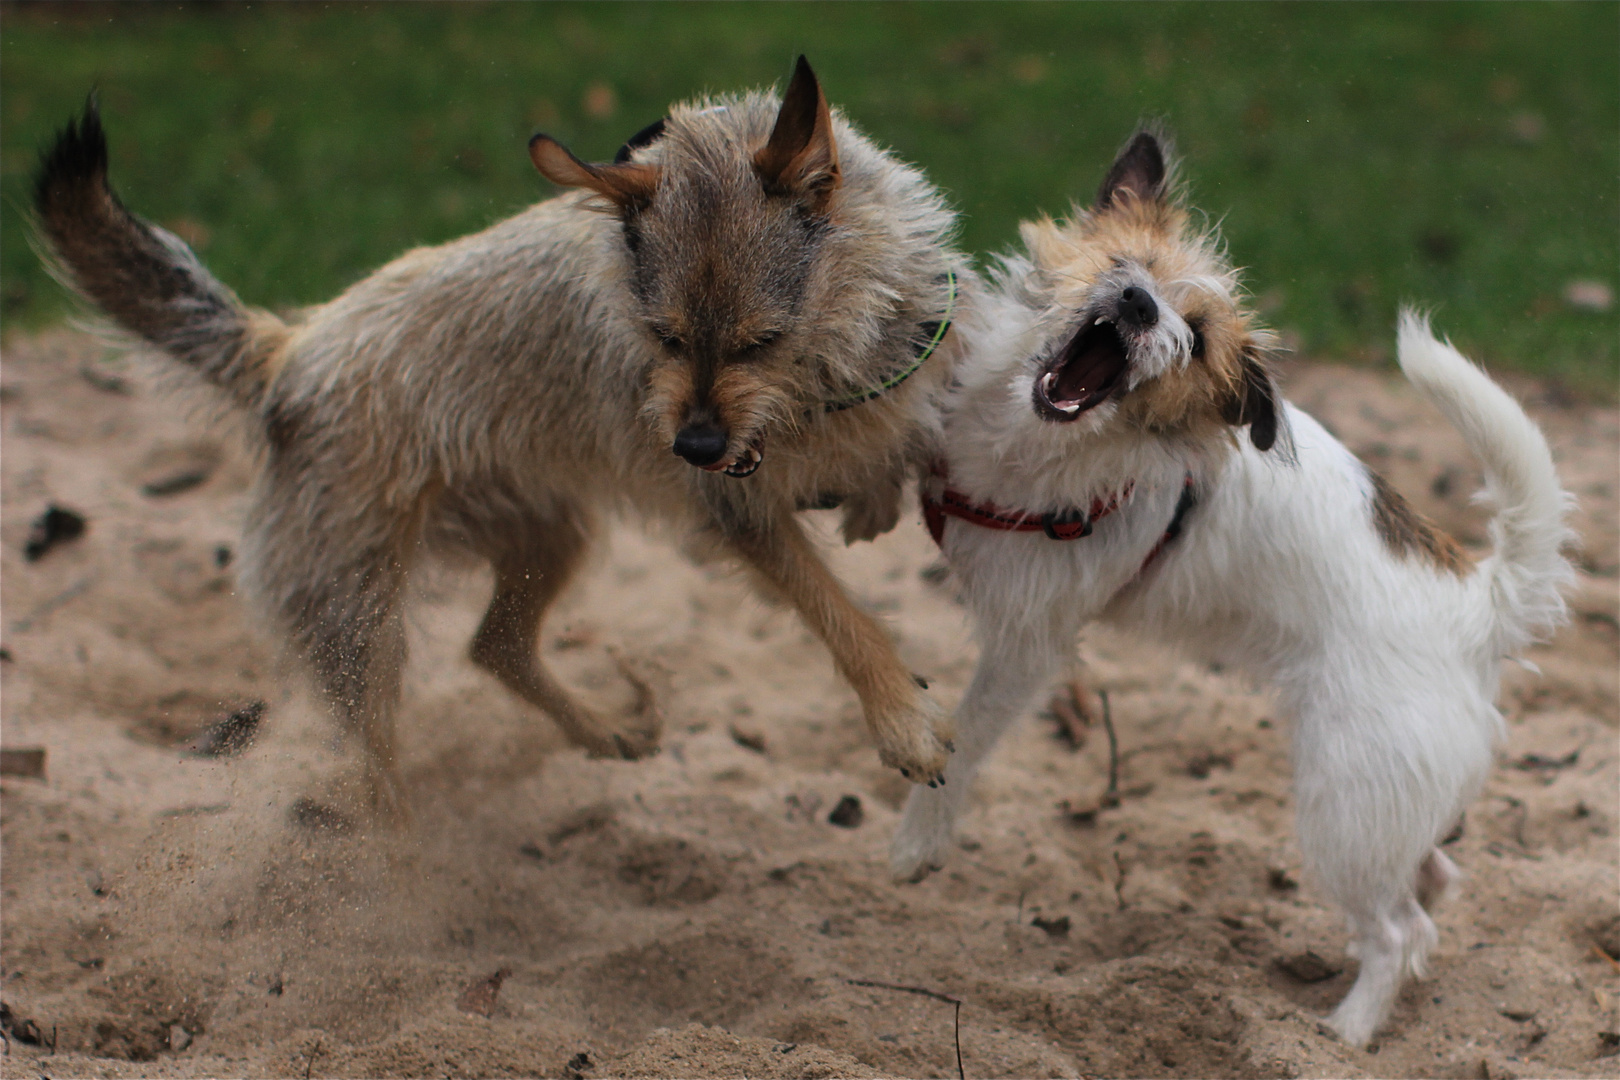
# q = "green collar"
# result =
<box><xmin>820</xmin><ymin>269</ymin><xmax>957</xmax><ymax>414</ymax></box>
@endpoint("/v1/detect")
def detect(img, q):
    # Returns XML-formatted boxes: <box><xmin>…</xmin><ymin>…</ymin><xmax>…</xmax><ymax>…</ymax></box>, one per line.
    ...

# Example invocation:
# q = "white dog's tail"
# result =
<box><xmin>1396</xmin><ymin>309</ymin><xmax>1575</xmax><ymax>654</ymax></box>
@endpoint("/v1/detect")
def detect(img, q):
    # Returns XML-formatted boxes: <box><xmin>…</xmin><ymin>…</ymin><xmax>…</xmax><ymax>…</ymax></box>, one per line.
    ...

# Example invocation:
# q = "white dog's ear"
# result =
<box><xmin>1096</xmin><ymin>129</ymin><xmax>1169</xmax><ymax>209</ymax></box>
<box><xmin>1220</xmin><ymin>348</ymin><xmax>1281</xmax><ymax>452</ymax></box>
<box><xmin>755</xmin><ymin>55</ymin><xmax>841</xmax><ymax>214</ymax></box>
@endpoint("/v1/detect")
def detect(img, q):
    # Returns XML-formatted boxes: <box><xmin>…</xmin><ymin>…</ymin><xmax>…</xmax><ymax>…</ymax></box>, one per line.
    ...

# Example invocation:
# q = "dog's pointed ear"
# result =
<box><xmin>1096</xmin><ymin>130</ymin><xmax>1169</xmax><ymax>210</ymax></box>
<box><xmin>530</xmin><ymin>133</ymin><xmax>659</xmax><ymax>211</ymax></box>
<box><xmin>754</xmin><ymin>55</ymin><xmax>841</xmax><ymax>213</ymax></box>
<box><xmin>1219</xmin><ymin>347</ymin><xmax>1281</xmax><ymax>452</ymax></box>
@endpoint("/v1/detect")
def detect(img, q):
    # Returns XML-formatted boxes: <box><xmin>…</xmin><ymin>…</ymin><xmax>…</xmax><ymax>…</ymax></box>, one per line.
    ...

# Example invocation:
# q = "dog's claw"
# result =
<box><xmin>874</xmin><ymin>685</ymin><xmax>955</xmax><ymax>787</ymax></box>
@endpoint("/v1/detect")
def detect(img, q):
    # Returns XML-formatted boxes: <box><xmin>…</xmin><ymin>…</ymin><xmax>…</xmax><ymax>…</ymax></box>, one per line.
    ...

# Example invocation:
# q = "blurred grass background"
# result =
<box><xmin>2</xmin><ymin>1</ymin><xmax>1615</xmax><ymax>393</ymax></box>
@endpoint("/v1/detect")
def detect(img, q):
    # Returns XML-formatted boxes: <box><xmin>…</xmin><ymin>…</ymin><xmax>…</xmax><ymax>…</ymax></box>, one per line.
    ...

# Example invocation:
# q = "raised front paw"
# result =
<box><xmin>872</xmin><ymin>688</ymin><xmax>955</xmax><ymax>787</ymax></box>
<box><xmin>839</xmin><ymin>481</ymin><xmax>903</xmax><ymax>545</ymax></box>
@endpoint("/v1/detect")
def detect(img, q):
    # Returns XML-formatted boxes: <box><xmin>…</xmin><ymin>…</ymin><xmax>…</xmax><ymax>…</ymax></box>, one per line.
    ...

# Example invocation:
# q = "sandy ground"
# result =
<box><xmin>1</xmin><ymin>328</ymin><xmax>1616</xmax><ymax>1080</ymax></box>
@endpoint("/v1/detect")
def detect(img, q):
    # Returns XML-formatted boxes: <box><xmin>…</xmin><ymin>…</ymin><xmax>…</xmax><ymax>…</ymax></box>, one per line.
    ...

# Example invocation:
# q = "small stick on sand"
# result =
<box><xmin>304</xmin><ymin>1038</ymin><xmax>322</xmax><ymax>1080</ymax></box>
<box><xmin>1100</xmin><ymin>689</ymin><xmax>1119</xmax><ymax>807</ymax></box>
<box><xmin>846</xmin><ymin>979</ymin><xmax>965</xmax><ymax>1080</ymax></box>
<box><xmin>1593</xmin><ymin>941</ymin><xmax>1620</xmax><ymax>975</ymax></box>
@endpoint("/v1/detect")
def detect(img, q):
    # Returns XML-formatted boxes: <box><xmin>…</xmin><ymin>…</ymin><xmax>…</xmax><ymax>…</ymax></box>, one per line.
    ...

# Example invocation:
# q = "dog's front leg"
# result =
<box><xmin>891</xmin><ymin>621</ymin><xmax>1073</xmax><ymax>881</ymax></box>
<box><xmin>721</xmin><ymin>513</ymin><xmax>953</xmax><ymax>784</ymax></box>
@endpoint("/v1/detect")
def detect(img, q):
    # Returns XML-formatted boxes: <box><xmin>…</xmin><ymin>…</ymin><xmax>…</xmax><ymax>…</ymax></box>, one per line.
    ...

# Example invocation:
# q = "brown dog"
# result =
<box><xmin>35</xmin><ymin>58</ymin><xmax>966</xmax><ymax>815</ymax></box>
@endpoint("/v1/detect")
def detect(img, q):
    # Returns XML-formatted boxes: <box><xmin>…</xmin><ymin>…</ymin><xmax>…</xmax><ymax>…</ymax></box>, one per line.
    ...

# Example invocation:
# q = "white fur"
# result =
<box><xmin>894</xmin><ymin>304</ymin><xmax>1573</xmax><ymax>1048</ymax></box>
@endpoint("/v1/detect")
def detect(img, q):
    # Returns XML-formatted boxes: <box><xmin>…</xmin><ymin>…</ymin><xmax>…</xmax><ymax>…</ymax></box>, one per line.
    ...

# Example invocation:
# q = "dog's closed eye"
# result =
<box><xmin>739</xmin><ymin>331</ymin><xmax>782</xmax><ymax>356</ymax></box>
<box><xmin>1189</xmin><ymin>322</ymin><xmax>1207</xmax><ymax>359</ymax></box>
<box><xmin>654</xmin><ymin>327</ymin><xmax>685</xmax><ymax>352</ymax></box>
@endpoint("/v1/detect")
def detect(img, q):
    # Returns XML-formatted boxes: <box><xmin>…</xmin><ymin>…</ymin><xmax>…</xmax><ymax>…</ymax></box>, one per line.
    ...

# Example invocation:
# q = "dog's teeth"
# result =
<box><xmin>1041</xmin><ymin>372</ymin><xmax>1057</xmax><ymax>392</ymax></box>
<box><xmin>1062</xmin><ymin>403</ymin><xmax>1081</xmax><ymax>414</ymax></box>
<box><xmin>1095</xmin><ymin>316</ymin><xmax>1108</xmax><ymax>326</ymax></box>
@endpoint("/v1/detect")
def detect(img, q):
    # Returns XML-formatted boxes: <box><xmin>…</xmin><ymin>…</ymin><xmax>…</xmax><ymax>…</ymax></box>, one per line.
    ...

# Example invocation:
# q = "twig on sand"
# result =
<box><xmin>303</xmin><ymin>1038</ymin><xmax>322</xmax><ymax>1080</ymax></box>
<box><xmin>1099</xmin><ymin>689</ymin><xmax>1119</xmax><ymax>806</ymax></box>
<box><xmin>846</xmin><ymin>979</ymin><xmax>965</xmax><ymax>1080</ymax></box>
<box><xmin>1593</xmin><ymin>941</ymin><xmax>1620</xmax><ymax>975</ymax></box>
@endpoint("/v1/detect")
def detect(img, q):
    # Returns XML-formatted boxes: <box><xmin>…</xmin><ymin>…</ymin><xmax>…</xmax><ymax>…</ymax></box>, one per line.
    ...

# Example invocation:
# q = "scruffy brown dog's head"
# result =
<box><xmin>530</xmin><ymin>57</ymin><xmax>857</xmax><ymax>478</ymax></box>
<box><xmin>1020</xmin><ymin>129</ymin><xmax>1284</xmax><ymax>453</ymax></box>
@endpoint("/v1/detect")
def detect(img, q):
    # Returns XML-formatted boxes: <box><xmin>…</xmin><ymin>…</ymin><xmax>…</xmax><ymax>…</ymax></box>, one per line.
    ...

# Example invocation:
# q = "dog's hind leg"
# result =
<box><xmin>1293</xmin><ymin>698</ymin><xmax>1479</xmax><ymax>1047</ymax></box>
<box><xmin>271</xmin><ymin>542</ymin><xmax>415</xmax><ymax>823</ymax></box>
<box><xmin>1414</xmin><ymin>847</ymin><xmax>1460</xmax><ymax>912</ymax></box>
<box><xmin>1324</xmin><ymin>893</ymin><xmax>1438</xmax><ymax>1048</ymax></box>
<box><xmin>468</xmin><ymin>509</ymin><xmax>661</xmax><ymax>760</ymax></box>
<box><xmin>891</xmin><ymin>623</ymin><xmax>1074</xmax><ymax>882</ymax></box>
<box><xmin>245</xmin><ymin>471</ymin><xmax>440</xmax><ymax>823</ymax></box>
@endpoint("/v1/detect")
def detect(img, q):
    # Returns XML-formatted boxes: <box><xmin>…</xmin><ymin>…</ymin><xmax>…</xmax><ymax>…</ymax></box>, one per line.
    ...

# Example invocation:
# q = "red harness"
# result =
<box><xmin>923</xmin><ymin>469</ymin><xmax>1198</xmax><ymax>574</ymax></box>
<box><xmin>923</xmin><ymin>478</ymin><xmax>1132</xmax><ymax>545</ymax></box>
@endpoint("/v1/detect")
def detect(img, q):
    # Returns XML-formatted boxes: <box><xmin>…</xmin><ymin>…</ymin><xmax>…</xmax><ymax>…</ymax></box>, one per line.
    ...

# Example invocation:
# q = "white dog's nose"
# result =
<box><xmin>1119</xmin><ymin>286</ymin><xmax>1158</xmax><ymax>328</ymax></box>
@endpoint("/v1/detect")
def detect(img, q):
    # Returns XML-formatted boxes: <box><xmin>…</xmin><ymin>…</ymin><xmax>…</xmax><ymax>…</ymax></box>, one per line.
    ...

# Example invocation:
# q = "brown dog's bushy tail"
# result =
<box><xmin>34</xmin><ymin>98</ymin><xmax>288</xmax><ymax>408</ymax></box>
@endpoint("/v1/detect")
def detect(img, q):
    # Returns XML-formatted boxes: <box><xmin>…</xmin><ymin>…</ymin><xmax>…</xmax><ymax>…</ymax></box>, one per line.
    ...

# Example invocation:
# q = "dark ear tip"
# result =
<box><xmin>527</xmin><ymin>131</ymin><xmax>552</xmax><ymax>150</ymax></box>
<box><xmin>790</xmin><ymin>54</ymin><xmax>819</xmax><ymax>88</ymax></box>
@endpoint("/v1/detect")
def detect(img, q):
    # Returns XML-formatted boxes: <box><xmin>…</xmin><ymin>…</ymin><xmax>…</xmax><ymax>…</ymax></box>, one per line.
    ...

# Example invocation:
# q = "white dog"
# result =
<box><xmin>892</xmin><ymin>130</ymin><xmax>1574</xmax><ymax>1047</ymax></box>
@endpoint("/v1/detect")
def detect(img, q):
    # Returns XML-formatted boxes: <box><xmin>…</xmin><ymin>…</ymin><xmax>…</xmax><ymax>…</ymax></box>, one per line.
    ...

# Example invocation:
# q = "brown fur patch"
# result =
<box><xmin>1366</xmin><ymin>468</ymin><xmax>1470</xmax><ymax>576</ymax></box>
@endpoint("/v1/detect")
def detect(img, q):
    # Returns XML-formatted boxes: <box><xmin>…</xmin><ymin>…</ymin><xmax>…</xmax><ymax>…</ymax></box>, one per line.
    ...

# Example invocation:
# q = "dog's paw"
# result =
<box><xmin>574</xmin><ymin>715</ymin><xmax>661</xmax><ymax>761</ymax></box>
<box><xmin>839</xmin><ymin>484</ymin><xmax>902</xmax><ymax>545</ymax></box>
<box><xmin>1321</xmin><ymin>999</ymin><xmax>1382</xmax><ymax>1050</ymax></box>
<box><xmin>873</xmin><ymin>690</ymin><xmax>955</xmax><ymax>786</ymax></box>
<box><xmin>890</xmin><ymin>787</ymin><xmax>954</xmax><ymax>883</ymax></box>
<box><xmin>578</xmin><ymin>655</ymin><xmax>664</xmax><ymax>760</ymax></box>
<box><xmin>558</xmin><ymin>701</ymin><xmax>662</xmax><ymax>760</ymax></box>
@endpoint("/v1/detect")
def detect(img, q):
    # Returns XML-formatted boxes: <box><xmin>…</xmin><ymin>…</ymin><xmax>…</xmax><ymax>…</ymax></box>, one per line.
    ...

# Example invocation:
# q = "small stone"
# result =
<box><xmin>456</xmin><ymin>967</ymin><xmax>512</xmax><ymax>1017</ymax></box>
<box><xmin>827</xmin><ymin>795</ymin><xmax>863</xmax><ymax>829</ymax></box>
<box><xmin>728</xmin><ymin>725</ymin><xmax>766</xmax><ymax>754</ymax></box>
<box><xmin>0</xmin><ymin>747</ymin><xmax>46</xmax><ymax>779</ymax></box>
<box><xmin>23</xmin><ymin>505</ymin><xmax>86</xmax><ymax>562</ymax></box>
<box><xmin>168</xmin><ymin>1024</ymin><xmax>192</xmax><ymax>1052</ymax></box>
<box><xmin>1275</xmin><ymin>949</ymin><xmax>1343</xmax><ymax>983</ymax></box>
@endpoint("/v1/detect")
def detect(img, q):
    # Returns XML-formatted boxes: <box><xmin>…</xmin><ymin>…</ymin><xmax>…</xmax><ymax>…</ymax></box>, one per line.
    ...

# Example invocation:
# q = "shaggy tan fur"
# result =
<box><xmin>34</xmin><ymin>60</ymin><xmax>968</xmax><ymax>816</ymax></box>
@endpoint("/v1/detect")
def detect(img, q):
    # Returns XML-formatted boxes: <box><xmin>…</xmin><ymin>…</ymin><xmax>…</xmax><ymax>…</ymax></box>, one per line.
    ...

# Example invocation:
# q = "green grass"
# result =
<box><xmin>3</xmin><ymin>2</ymin><xmax>1615</xmax><ymax>392</ymax></box>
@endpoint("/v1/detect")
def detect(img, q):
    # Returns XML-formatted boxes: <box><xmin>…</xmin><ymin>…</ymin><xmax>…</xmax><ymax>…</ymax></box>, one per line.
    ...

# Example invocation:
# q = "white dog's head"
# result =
<box><xmin>1020</xmin><ymin>129</ymin><xmax>1287</xmax><ymax>454</ymax></box>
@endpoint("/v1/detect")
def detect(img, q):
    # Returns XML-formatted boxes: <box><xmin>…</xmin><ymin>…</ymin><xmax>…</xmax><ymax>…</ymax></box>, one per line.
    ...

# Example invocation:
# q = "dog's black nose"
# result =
<box><xmin>673</xmin><ymin>424</ymin><xmax>730</xmax><ymax>467</ymax></box>
<box><xmin>1119</xmin><ymin>286</ymin><xmax>1158</xmax><ymax>328</ymax></box>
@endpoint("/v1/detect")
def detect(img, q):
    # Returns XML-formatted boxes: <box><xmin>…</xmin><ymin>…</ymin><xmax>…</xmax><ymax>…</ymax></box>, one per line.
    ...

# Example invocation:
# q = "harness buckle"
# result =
<box><xmin>1041</xmin><ymin>508</ymin><xmax>1092</xmax><ymax>541</ymax></box>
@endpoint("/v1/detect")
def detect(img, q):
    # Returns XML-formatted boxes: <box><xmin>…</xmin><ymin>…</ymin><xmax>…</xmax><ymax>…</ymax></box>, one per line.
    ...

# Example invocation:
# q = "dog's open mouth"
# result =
<box><xmin>1033</xmin><ymin>319</ymin><xmax>1130</xmax><ymax>422</ymax></box>
<box><xmin>699</xmin><ymin>439</ymin><xmax>765</xmax><ymax>477</ymax></box>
